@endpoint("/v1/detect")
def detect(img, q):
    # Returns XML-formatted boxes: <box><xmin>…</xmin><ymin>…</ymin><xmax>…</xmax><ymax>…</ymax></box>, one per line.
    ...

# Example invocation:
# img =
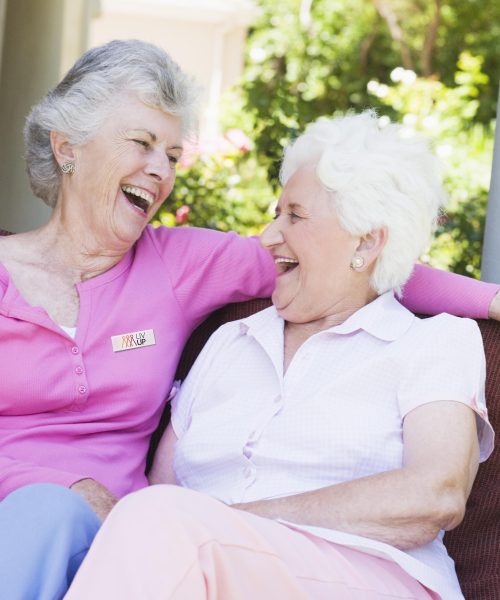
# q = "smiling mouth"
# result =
<box><xmin>275</xmin><ymin>257</ymin><xmax>299</xmax><ymax>275</ymax></box>
<box><xmin>121</xmin><ymin>185</ymin><xmax>155</xmax><ymax>214</ymax></box>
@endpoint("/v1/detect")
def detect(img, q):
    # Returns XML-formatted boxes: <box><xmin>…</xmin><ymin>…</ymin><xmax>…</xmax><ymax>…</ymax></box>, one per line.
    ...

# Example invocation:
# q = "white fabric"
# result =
<box><xmin>59</xmin><ymin>325</ymin><xmax>77</xmax><ymax>338</ymax></box>
<box><xmin>171</xmin><ymin>292</ymin><xmax>494</xmax><ymax>600</ymax></box>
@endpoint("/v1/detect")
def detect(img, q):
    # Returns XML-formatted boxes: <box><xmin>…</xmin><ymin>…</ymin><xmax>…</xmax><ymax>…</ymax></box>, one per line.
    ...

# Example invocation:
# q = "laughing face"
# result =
<box><xmin>260</xmin><ymin>165</ymin><xmax>362</xmax><ymax>325</ymax></box>
<box><xmin>66</xmin><ymin>96</ymin><xmax>183</xmax><ymax>251</ymax></box>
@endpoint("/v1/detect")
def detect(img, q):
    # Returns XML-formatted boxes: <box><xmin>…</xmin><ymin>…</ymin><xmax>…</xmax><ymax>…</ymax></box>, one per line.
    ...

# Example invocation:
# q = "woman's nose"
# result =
<box><xmin>260</xmin><ymin>219</ymin><xmax>283</xmax><ymax>248</ymax></box>
<box><xmin>146</xmin><ymin>151</ymin><xmax>173</xmax><ymax>182</ymax></box>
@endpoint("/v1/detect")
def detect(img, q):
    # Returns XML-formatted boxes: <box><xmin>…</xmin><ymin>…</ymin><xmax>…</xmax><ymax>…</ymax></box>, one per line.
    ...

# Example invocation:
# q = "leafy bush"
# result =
<box><xmin>153</xmin><ymin>134</ymin><xmax>275</xmax><ymax>235</ymax></box>
<box><xmin>154</xmin><ymin>1</ymin><xmax>497</xmax><ymax>280</ymax></box>
<box><xmin>368</xmin><ymin>53</ymin><xmax>493</xmax><ymax>278</ymax></box>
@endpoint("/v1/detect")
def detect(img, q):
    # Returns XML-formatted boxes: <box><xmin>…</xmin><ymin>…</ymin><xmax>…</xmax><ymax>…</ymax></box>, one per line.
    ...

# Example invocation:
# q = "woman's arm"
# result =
<box><xmin>0</xmin><ymin>454</ymin><xmax>117</xmax><ymax>520</ymax></box>
<box><xmin>148</xmin><ymin>422</ymin><xmax>178</xmax><ymax>485</ymax></box>
<box><xmin>232</xmin><ymin>400</ymin><xmax>479</xmax><ymax>550</ymax></box>
<box><xmin>400</xmin><ymin>263</ymin><xmax>500</xmax><ymax>319</ymax></box>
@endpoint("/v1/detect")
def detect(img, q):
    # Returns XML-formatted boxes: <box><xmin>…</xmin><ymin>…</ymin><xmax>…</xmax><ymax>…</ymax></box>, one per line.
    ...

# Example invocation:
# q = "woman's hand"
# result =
<box><xmin>70</xmin><ymin>478</ymin><xmax>118</xmax><ymax>521</ymax></box>
<box><xmin>488</xmin><ymin>290</ymin><xmax>500</xmax><ymax>321</ymax></box>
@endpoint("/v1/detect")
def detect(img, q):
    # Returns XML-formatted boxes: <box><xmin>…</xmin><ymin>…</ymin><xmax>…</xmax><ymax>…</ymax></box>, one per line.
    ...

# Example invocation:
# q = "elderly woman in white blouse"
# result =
<box><xmin>66</xmin><ymin>111</ymin><xmax>494</xmax><ymax>600</ymax></box>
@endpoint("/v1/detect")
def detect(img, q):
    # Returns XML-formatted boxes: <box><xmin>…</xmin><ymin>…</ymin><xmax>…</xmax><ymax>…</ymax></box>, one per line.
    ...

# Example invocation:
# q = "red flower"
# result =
<box><xmin>225</xmin><ymin>128</ymin><xmax>252</xmax><ymax>152</ymax></box>
<box><xmin>175</xmin><ymin>205</ymin><xmax>190</xmax><ymax>224</ymax></box>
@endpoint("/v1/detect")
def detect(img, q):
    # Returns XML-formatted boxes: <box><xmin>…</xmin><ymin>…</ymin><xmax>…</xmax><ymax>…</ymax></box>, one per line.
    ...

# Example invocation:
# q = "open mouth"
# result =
<box><xmin>121</xmin><ymin>185</ymin><xmax>155</xmax><ymax>214</ymax></box>
<box><xmin>275</xmin><ymin>257</ymin><xmax>299</xmax><ymax>275</ymax></box>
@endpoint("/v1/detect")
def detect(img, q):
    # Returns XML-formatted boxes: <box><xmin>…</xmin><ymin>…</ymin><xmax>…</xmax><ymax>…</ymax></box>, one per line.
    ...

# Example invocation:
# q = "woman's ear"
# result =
<box><xmin>50</xmin><ymin>130</ymin><xmax>75</xmax><ymax>168</ymax></box>
<box><xmin>354</xmin><ymin>227</ymin><xmax>388</xmax><ymax>270</ymax></box>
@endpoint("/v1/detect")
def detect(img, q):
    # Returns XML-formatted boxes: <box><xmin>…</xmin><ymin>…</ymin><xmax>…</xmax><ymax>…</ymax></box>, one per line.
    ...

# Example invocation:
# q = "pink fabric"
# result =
<box><xmin>401</xmin><ymin>264</ymin><xmax>500</xmax><ymax>319</ymax></box>
<box><xmin>66</xmin><ymin>485</ymin><xmax>438</xmax><ymax>600</ymax></box>
<box><xmin>0</xmin><ymin>226</ymin><xmax>275</xmax><ymax>500</ymax></box>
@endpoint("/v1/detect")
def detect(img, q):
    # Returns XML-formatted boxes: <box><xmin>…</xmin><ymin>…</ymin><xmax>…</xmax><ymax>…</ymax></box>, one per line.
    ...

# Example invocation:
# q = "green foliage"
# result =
<box><xmin>239</xmin><ymin>0</ymin><xmax>499</xmax><ymax>190</ymax></box>
<box><xmin>153</xmin><ymin>147</ymin><xmax>274</xmax><ymax>235</ymax></box>
<box><xmin>157</xmin><ymin>0</ymin><xmax>498</xmax><ymax>279</ymax></box>
<box><xmin>436</xmin><ymin>0</ymin><xmax>500</xmax><ymax>121</ymax></box>
<box><xmin>241</xmin><ymin>0</ymin><xmax>381</xmax><ymax>187</ymax></box>
<box><xmin>368</xmin><ymin>52</ymin><xmax>493</xmax><ymax>278</ymax></box>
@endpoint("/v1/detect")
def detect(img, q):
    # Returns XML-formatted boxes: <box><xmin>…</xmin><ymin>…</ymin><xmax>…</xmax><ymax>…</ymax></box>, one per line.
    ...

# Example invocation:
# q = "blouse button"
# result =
<box><xmin>75</xmin><ymin>366</ymin><xmax>83</xmax><ymax>375</ymax></box>
<box><xmin>71</xmin><ymin>346</ymin><xmax>79</xmax><ymax>355</ymax></box>
<box><xmin>78</xmin><ymin>385</ymin><xmax>87</xmax><ymax>394</ymax></box>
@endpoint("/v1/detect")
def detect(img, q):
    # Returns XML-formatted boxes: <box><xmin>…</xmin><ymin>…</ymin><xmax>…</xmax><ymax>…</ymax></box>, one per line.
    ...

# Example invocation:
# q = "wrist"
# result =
<box><xmin>488</xmin><ymin>291</ymin><xmax>500</xmax><ymax>320</ymax></box>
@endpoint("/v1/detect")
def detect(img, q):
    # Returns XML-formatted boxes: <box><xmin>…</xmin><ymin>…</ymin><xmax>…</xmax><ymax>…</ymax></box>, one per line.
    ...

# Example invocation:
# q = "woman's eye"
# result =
<box><xmin>133</xmin><ymin>139</ymin><xmax>149</xmax><ymax>149</ymax></box>
<box><xmin>168</xmin><ymin>155</ymin><xmax>179</xmax><ymax>166</ymax></box>
<box><xmin>289</xmin><ymin>212</ymin><xmax>301</xmax><ymax>221</ymax></box>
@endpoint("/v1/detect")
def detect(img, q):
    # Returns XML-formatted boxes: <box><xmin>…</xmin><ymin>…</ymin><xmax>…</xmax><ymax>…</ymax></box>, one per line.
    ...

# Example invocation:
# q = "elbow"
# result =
<box><xmin>437</xmin><ymin>492</ymin><xmax>467</xmax><ymax>532</ymax></box>
<box><xmin>399</xmin><ymin>483</ymin><xmax>467</xmax><ymax>550</ymax></box>
<box><xmin>396</xmin><ymin>495</ymin><xmax>466</xmax><ymax>551</ymax></box>
<box><xmin>425</xmin><ymin>476</ymin><xmax>467</xmax><ymax>536</ymax></box>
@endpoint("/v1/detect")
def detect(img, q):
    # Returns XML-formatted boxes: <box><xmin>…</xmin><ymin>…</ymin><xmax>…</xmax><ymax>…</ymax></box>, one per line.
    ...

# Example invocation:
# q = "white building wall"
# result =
<box><xmin>0</xmin><ymin>0</ymin><xmax>89</xmax><ymax>232</ymax></box>
<box><xmin>89</xmin><ymin>0</ymin><xmax>256</xmax><ymax>142</ymax></box>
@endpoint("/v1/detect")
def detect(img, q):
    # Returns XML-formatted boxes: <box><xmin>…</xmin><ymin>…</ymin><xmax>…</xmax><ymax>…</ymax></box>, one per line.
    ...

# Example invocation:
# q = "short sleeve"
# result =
<box><xmin>146</xmin><ymin>225</ymin><xmax>275</xmax><ymax>326</ymax></box>
<box><xmin>398</xmin><ymin>315</ymin><xmax>494</xmax><ymax>461</ymax></box>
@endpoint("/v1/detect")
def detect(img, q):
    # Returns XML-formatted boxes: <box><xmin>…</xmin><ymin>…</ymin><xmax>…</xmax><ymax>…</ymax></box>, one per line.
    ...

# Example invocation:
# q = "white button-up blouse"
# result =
<box><xmin>171</xmin><ymin>292</ymin><xmax>494</xmax><ymax>600</ymax></box>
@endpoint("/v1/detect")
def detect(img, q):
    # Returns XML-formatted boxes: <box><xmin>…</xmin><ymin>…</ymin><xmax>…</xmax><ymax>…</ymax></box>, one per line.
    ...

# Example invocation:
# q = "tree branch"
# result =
<box><xmin>360</xmin><ymin>32</ymin><xmax>378</xmax><ymax>75</ymax></box>
<box><xmin>372</xmin><ymin>0</ymin><xmax>414</xmax><ymax>71</ymax></box>
<box><xmin>421</xmin><ymin>0</ymin><xmax>441</xmax><ymax>76</ymax></box>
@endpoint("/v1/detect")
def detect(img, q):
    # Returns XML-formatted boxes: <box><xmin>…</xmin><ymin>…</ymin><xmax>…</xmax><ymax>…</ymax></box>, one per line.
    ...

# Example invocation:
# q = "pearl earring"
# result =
<box><xmin>350</xmin><ymin>255</ymin><xmax>365</xmax><ymax>270</ymax></box>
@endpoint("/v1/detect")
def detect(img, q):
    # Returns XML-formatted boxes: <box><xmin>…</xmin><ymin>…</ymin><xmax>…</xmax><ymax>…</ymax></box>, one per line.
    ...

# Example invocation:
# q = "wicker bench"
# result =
<box><xmin>2</xmin><ymin>230</ymin><xmax>499</xmax><ymax>598</ymax></box>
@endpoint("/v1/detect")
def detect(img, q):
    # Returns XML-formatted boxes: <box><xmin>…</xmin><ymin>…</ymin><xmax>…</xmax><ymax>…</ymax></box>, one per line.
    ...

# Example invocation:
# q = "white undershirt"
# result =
<box><xmin>59</xmin><ymin>324</ymin><xmax>77</xmax><ymax>338</ymax></box>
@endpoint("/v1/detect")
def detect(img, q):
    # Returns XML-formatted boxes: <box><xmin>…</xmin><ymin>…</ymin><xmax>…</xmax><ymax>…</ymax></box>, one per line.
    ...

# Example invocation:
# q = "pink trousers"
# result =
<box><xmin>65</xmin><ymin>485</ymin><xmax>439</xmax><ymax>600</ymax></box>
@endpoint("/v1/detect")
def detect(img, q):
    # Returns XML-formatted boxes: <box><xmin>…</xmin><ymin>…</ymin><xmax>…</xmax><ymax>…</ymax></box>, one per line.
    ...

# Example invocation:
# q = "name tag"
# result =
<box><xmin>111</xmin><ymin>329</ymin><xmax>156</xmax><ymax>352</ymax></box>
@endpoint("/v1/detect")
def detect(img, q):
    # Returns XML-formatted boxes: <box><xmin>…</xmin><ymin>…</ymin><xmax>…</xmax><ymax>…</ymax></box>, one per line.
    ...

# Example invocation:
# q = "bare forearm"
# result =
<box><xmin>232</xmin><ymin>468</ymin><xmax>465</xmax><ymax>550</ymax></box>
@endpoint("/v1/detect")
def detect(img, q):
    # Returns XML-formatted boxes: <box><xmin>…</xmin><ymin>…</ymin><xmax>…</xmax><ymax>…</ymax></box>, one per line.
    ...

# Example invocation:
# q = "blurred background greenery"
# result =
<box><xmin>154</xmin><ymin>0</ymin><xmax>499</xmax><ymax>278</ymax></box>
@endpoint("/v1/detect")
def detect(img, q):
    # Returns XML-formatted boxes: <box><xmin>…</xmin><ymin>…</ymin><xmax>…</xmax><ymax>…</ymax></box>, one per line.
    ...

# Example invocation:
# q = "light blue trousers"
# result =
<box><xmin>0</xmin><ymin>483</ymin><xmax>101</xmax><ymax>600</ymax></box>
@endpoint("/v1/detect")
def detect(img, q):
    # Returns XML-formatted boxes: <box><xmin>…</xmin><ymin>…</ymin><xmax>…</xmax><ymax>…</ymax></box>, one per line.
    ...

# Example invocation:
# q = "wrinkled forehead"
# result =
<box><xmin>283</xmin><ymin>163</ymin><xmax>331</xmax><ymax>195</ymax></box>
<box><xmin>278</xmin><ymin>164</ymin><xmax>335</xmax><ymax>210</ymax></box>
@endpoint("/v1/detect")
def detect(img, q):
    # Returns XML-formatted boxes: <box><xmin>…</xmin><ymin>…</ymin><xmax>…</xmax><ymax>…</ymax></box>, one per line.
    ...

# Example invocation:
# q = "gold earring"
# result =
<box><xmin>350</xmin><ymin>255</ymin><xmax>365</xmax><ymax>270</ymax></box>
<box><xmin>61</xmin><ymin>160</ymin><xmax>75</xmax><ymax>175</ymax></box>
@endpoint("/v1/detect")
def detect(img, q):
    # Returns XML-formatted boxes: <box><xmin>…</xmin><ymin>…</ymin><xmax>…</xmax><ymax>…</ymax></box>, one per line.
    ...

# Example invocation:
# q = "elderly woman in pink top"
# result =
<box><xmin>65</xmin><ymin>112</ymin><xmax>494</xmax><ymax>600</ymax></box>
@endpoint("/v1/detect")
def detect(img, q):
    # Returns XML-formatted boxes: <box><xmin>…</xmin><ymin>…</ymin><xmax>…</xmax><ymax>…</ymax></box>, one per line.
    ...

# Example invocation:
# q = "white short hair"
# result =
<box><xmin>280</xmin><ymin>111</ymin><xmax>446</xmax><ymax>294</ymax></box>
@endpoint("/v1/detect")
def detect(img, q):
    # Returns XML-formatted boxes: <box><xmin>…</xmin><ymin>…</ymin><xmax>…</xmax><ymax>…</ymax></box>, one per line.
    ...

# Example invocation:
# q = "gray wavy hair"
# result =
<box><xmin>24</xmin><ymin>39</ymin><xmax>201</xmax><ymax>207</ymax></box>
